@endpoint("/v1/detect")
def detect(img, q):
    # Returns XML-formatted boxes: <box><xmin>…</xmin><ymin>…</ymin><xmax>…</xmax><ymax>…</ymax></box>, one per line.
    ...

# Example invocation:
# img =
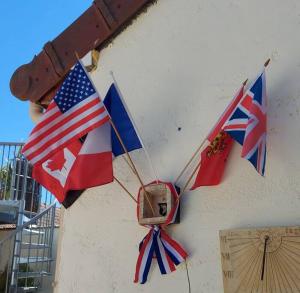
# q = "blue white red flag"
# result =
<box><xmin>223</xmin><ymin>91</ymin><xmax>253</xmax><ymax>145</ymax></box>
<box><xmin>224</xmin><ymin>71</ymin><xmax>267</xmax><ymax>175</ymax></box>
<box><xmin>134</xmin><ymin>226</ymin><xmax>188</xmax><ymax>284</ymax></box>
<box><xmin>104</xmin><ymin>84</ymin><xmax>142</xmax><ymax>157</ymax></box>
<box><xmin>22</xmin><ymin>61</ymin><xmax>109</xmax><ymax>165</ymax></box>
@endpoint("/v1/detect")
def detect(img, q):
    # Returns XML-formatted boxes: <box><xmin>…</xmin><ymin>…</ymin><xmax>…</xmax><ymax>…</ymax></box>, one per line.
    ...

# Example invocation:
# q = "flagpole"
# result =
<box><xmin>176</xmin><ymin>59</ymin><xmax>269</xmax><ymax>198</ymax></box>
<box><xmin>178</xmin><ymin>161</ymin><xmax>201</xmax><ymax>199</ymax></box>
<box><xmin>110</xmin><ymin>71</ymin><xmax>160</xmax><ymax>183</ymax></box>
<box><xmin>74</xmin><ymin>53</ymin><xmax>155</xmax><ymax>215</ymax></box>
<box><xmin>109</xmin><ymin>120</ymin><xmax>155</xmax><ymax>215</ymax></box>
<box><xmin>174</xmin><ymin>78</ymin><xmax>248</xmax><ymax>186</ymax></box>
<box><xmin>114</xmin><ymin>176</ymin><xmax>137</xmax><ymax>203</ymax></box>
<box><xmin>122</xmin><ymin>155</ymin><xmax>137</xmax><ymax>175</ymax></box>
<box><xmin>264</xmin><ymin>59</ymin><xmax>271</xmax><ymax>68</ymax></box>
<box><xmin>174</xmin><ymin>140</ymin><xmax>207</xmax><ymax>186</ymax></box>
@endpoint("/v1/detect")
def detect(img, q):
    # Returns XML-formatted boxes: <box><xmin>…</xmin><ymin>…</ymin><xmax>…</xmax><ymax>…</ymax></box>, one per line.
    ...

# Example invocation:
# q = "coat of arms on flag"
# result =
<box><xmin>177</xmin><ymin>62</ymin><xmax>269</xmax><ymax>192</ymax></box>
<box><xmin>190</xmin><ymin>84</ymin><xmax>246</xmax><ymax>189</ymax></box>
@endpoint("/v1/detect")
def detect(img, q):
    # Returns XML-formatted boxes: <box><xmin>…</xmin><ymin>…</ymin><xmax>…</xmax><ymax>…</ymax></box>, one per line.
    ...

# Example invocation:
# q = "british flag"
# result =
<box><xmin>223</xmin><ymin>71</ymin><xmax>267</xmax><ymax>176</ymax></box>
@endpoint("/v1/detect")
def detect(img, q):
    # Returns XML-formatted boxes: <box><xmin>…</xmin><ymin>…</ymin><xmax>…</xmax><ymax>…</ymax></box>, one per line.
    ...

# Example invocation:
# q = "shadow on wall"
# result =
<box><xmin>267</xmin><ymin>58</ymin><xmax>300</xmax><ymax>165</ymax></box>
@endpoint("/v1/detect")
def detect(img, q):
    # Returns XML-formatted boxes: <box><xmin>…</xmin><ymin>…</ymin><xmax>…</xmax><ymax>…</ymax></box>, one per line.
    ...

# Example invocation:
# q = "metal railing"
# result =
<box><xmin>0</xmin><ymin>142</ymin><xmax>56</xmax><ymax>214</ymax></box>
<box><xmin>0</xmin><ymin>143</ymin><xmax>23</xmax><ymax>202</ymax></box>
<box><xmin>0</xmin><ymin>142</ymin><xmax>55</xmax><ymax>222</ymax></box>
<box><xmin>0</xmin><ymin>203</ymin><xmax>56</xmax><ymax>293</ymax></box>
<box><xmin>0</xmin><ymin>142</ymin><xmax>58</xmax><ymax>293</ymax></box>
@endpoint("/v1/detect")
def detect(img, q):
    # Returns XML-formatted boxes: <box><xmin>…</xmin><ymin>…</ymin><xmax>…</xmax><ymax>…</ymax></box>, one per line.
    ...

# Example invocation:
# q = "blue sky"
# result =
<box><xmin>0</xmin><ymin>1</ymin><xmax>90</xmax><ymax>142</ymax></box>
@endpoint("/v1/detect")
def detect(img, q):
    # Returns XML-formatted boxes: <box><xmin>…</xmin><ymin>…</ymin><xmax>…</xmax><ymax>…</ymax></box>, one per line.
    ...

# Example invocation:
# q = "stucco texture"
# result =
<box><xmin>54</xmin><ymin>0</ymin><xmax>300</xmax><ymax>292</ymax></box>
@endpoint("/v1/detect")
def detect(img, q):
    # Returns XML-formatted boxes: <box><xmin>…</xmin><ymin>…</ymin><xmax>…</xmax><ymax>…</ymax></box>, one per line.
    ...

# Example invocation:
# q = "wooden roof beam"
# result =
<box><xmin>10</xmin><ymin>0</ymin><xmax>155</xmax><ymax>103</ymax></box>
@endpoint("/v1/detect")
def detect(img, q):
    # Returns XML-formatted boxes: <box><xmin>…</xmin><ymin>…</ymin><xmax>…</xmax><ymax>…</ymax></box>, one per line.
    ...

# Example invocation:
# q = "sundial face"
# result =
<box><xmin>219</xmin><ymin>226</ymin><xmax>300</xmax><ymax>293</ymax></box>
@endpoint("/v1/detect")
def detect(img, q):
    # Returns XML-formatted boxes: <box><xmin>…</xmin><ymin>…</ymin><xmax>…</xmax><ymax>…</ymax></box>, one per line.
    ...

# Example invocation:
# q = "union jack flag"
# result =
<box><xmin>223</xmin><ymin>71</ymin><xmax>267</xmax><ymax>175</ymax></box>
<box><xmin>207</xmin><ymin>84</ymin><xmax>245</xmax><ymax>142</ymax></box>
<box><xmin>22</xmin><ymin>61</ymin><xmax>110</xmax><ymax>166</ymax></box>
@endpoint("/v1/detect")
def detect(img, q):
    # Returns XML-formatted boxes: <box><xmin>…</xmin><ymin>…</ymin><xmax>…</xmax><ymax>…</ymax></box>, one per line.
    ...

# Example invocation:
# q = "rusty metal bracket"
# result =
<box><xmin>86</xmin><ymin>50</ymin><xmax>101</xmax><ymax>73</ymax></box>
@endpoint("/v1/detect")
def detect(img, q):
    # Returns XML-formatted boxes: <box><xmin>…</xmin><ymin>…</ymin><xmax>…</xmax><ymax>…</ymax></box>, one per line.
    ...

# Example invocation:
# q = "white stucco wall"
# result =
<box><xmin>54</xmin><ymin>0</ymin><xmax>300</xmax><ymax>292</ymax></box>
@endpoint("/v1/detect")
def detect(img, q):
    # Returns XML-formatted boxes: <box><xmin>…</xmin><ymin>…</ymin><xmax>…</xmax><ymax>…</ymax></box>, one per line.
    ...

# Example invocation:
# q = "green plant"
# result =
<box><xmin>0</xmin><ymin>165</ymin><xmax>12</xmax><ymax>200</ymax></box>
<box><xmin>17</xmin><ymin>263</ymin><xmax>35</xmax><ymax>288</ymax></box>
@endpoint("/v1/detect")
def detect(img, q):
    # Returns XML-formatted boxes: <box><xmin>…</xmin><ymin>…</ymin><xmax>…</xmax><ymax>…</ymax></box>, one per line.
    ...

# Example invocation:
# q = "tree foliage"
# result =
<box><xmin>0</xmin><ymin>165</ymin><xmax>12</xmax><ymax>200</ymax></box>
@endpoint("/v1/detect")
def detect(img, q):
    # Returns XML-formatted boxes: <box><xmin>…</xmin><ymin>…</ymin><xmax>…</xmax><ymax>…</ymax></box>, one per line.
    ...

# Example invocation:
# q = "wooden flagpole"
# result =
<box><xmin>114</xmin><ymin>176</ymin><xmax>137</xmax><ymax>203</ymax></box>
<box><xmin>74</xmin><ymin>52</ymin><xmax>155</xmax><ymax>215</ymax></box>
<box><xmin>174</xmin><ymin>78</ymin><xmax>248</xmax><ymax>186</ymax></box>
<box><xmin>178</xmin><ymin>161</ymin><xmax>201</xmax><ymax>199</ymax></box>
<box><xmin>110</xmin><ymin>120</ymin><xmax>155</xmax><ymax>215</ymax></box>
<box><xmin>122</xmin><ymin>155</ymin><xmax>137</xmax><ymax>175</ymax></box>
<box><xmin>174</xmin><ymin>140</ymin><xmax>206</xmax><ymax>186</ymax></box>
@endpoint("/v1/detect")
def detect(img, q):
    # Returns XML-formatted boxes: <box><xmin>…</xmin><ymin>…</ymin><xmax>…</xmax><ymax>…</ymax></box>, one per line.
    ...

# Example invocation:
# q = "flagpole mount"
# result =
<box><xmin>74</xmin><ymin>51</ymin><xmax>80</xmax><ymax>61</ymax></box>
<box><xmin>264</xmin><ymin>58</ymin><xmax>271</xmax><ymax>68</ymax></box>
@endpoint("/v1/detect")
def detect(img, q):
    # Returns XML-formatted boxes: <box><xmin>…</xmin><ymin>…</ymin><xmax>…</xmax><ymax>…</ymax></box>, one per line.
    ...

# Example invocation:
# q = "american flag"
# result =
<box><xmin>224</xmin><ymin>71</ymin><xmax>267</xmax><ymax>175</ymax></box>
<box><xmin>22</xmin><ymin>61</ymin><xmax>110</xmax><ymax>165</ymax></box>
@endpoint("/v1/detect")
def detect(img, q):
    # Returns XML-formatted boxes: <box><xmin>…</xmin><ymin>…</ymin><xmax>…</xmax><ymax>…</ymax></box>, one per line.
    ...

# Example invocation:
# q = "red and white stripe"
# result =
<box><xmin>134</xmin><ymin>230</ymin><xmax>154</xmax><ymax>284</ymax></box>
<box><xmin>134</xmin><ymin>227</ymin><xmax>188</xmax><ymax>284</ymax></box>
<box><xmin>207</xmin><ymin>84</ymin><xmax>245</xmax><ymax>142</ymax></box>
<box><xmin>22</xmin><ymin>93</ymin><xmax>109</xmax><ymax>165</ymax></box>
<box><xmin>156</xmin><ymin>231</ymin><xmax>176</xmax><ymax>274</ymax></box>
<box><xmin>160</xmin><ymin>230</ymin><xmax>187</xmax><ymax>263</ymax></box>
<box><xmin>223</xmin><ymin>94</ymin><xmax>252</xmax><ymax>132</ymax></box>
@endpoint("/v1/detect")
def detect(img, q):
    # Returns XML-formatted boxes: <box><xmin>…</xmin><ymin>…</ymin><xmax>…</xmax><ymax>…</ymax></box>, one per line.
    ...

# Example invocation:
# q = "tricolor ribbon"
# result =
<box><xmin>134</xmin><ymin>226</ymin><xmax>188</xmax><ymax>284</ymax></box>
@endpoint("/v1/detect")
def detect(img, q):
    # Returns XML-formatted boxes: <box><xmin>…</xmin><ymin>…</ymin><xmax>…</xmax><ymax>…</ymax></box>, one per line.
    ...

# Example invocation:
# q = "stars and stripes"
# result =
<box><xmin>224</xmin><ymin>70</ymin><xmax>267</xmax><ymax>175</ymax></box>
<box><xmin>22</xmin><ymin>62</ymin><xmax>110</xmax><ymax>165</ymax></box>
<box><xmin>134</xmin><ymin>226</ymin><xmax>188</xmax><ymax>284</ymax></box>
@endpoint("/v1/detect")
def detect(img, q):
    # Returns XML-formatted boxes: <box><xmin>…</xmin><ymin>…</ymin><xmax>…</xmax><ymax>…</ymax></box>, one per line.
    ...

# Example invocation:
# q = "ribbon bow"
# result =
<box><xmin>134</xmin><ymin>226</ymin><xmax>188</xmax><ymax>284</ymax></box>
